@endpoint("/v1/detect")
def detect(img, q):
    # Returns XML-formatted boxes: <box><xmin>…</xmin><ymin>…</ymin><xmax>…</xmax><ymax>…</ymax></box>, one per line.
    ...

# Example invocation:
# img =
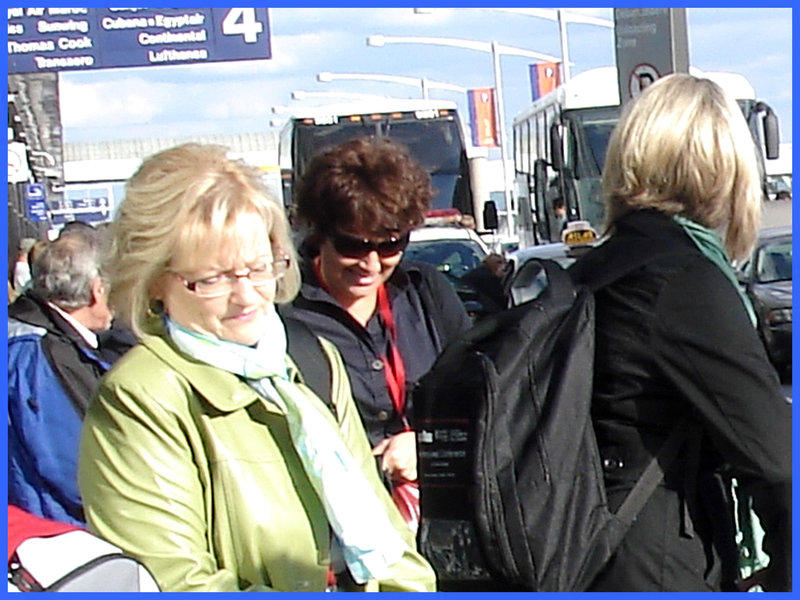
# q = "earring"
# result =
<box><xmin>147</xmin><ymin>299</ymin><xmax>164</xmax><ymax>317</ymax></box>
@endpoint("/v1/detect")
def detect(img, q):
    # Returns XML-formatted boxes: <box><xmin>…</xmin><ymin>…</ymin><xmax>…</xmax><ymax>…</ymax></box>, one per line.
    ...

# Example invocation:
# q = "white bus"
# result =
<box><xmin>278</xmin><ymin>98</ymin><xmax>482</xmax><ymax>223</ymax></box>
<box><xmin>512</xmin><ymin>66</ymin><xmax>780</xmax><ymax>246</ymax></box>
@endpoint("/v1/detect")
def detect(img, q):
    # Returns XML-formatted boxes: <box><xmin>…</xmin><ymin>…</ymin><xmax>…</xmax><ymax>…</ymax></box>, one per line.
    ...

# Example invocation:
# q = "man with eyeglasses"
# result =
<box><xmin>282</xmin><ymin>137</ymin><xmax>471</xmax><ymax>534</ymax></box>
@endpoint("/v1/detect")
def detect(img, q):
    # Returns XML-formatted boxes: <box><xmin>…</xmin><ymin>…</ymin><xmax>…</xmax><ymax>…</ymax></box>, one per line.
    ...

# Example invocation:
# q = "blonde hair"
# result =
<box><xmin>107</xmin><ymin>143</ymin><xmax>300</xmax><ymax>338</ymax></box>
<box><xmin>602</xmin><ymin>73</ymin><xmax>762</xmax><ymax>260</ymax></box>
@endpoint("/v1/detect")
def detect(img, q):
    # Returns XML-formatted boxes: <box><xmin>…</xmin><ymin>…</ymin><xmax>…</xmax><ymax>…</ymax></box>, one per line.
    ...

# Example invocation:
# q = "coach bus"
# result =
<box><xmin>512</xmin><ymin>66</ymin><xmax>780</xmax><ymax>246</ymax></box>
<box><xmin>278</xmin><ymin>98</ymin><xmax>482</xmax><ymax>223</ymax></box>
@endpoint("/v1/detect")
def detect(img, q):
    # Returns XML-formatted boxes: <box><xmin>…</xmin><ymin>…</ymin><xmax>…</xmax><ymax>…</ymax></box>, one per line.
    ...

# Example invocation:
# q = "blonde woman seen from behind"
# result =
<box><xmin>77</xmin><ymin>143</ymin><xmax>436</xmax><ymax>592</ymax></box>
<box><xmin>570</xmin><ymin>74</ymin><xmax>791</xmax><ymax>591</ymax></box>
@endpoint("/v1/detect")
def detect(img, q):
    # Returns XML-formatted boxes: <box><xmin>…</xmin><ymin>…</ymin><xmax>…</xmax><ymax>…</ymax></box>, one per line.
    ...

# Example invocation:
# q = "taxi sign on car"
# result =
<box><xmin>562</xmin><ymin>220</ymin><xmax>598</xmax><ymax>246</ymax></box>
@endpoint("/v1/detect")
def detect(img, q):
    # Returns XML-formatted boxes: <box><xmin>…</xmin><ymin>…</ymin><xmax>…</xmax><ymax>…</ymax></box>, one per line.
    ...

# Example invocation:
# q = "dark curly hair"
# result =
<box><xmin>295</xmin><ymin>137</ymin><xmax>432</xmax><ymax>238</ymax></box>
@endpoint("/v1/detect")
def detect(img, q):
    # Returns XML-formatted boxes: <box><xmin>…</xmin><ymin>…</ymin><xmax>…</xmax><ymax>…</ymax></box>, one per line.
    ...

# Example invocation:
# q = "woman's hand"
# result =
<box><xmin>372</xmin><ymin>431</ymin><xmax>417</xmax><ymax>483</ymax></box>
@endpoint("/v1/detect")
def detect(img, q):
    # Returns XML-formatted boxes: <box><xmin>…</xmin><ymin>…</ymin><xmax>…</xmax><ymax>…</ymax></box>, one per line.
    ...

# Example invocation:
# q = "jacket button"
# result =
<box><xmin>371</xmin><ymin>359</ymin><xmax>384</xmax><ymax>371</ymax></box>
<box><xmin>377</xmin><ymin>410</ymin><xmax>389</xmax><ymax>421</ymax></box>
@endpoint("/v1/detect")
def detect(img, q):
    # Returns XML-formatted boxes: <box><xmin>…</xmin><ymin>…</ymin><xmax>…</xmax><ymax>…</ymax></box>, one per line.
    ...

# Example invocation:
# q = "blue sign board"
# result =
<box><xmin>8</xmin><ymin>7</ymin><xmax>271</xmax><ymax>73</ymax></box>
<box><xmin>51</xmin><ymin>188</ymin><xmax>113</xmax><ymax>225</ymax></box>
<box><xmin>24</xmin><ymin>183</ymin><xmax>45</xmax><ymax>199</ymax></box>
<box><xmin>24</xmin><ymin>183</ymin><xmax>48</xmax><ymax>222</ymax></box>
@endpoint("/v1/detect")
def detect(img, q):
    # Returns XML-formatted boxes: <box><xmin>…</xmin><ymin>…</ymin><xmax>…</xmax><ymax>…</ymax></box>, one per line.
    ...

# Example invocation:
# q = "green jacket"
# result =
<box><xmin>78</xmin><ymin>319</ymin><xmax>436</xmax><ymax>592</ymax></box>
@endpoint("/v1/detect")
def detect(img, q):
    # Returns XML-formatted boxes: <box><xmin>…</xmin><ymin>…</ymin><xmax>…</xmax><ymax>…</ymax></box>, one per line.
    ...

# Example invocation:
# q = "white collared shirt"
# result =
<box><xmin>47</xmin><ymin>302</ymin><xmax>98</xmax><ymax>349</ymax></box>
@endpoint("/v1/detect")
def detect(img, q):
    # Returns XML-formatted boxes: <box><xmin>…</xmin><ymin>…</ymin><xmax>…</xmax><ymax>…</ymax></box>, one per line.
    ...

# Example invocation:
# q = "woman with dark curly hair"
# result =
<box><xmin>282</xmin><ymin>137</ymin><xmax>470</xmax><ymax>533</ymax></box>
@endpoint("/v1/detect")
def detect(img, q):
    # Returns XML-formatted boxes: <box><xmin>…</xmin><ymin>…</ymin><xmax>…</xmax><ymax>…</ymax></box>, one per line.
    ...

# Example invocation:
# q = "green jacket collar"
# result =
<box><xmin>140</xmin><ymin>316</ymin><xmax>302</xmax><ymax>413</ymax></box>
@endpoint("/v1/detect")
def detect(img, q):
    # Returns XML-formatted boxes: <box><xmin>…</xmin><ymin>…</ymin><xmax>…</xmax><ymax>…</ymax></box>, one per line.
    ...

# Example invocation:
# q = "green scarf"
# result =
<box><xmin>673</xmin><ymin>215</ymin><xmax>757</xmax><ymax>328</ymax></box>
<box><xmin>164</xmin><ymin>307</ymin><xmax>405</xmax><ymax>584</ymax></box>
<box><xmin>673</xmin><ymin>216</ymin><xmax>767</xmax><ymax>585</ymax></box>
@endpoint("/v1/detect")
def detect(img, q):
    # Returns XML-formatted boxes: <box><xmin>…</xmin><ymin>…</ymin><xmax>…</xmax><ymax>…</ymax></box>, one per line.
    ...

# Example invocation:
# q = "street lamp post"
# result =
<box><xmin>412</xmin><ymin>8</ymin><xmax>614</xmax><ymax>82</ymax></box>
<box><xmin>367</xmin><ymin>34</ymin><xmax>560</xmax><ymax>241</ymax></box>
<box><xmin>291</xmin><ymin>90</ymin><xmax>392</xmax><ymax>101</ymax></box>
<box><xmin>317</xmin><ymin>71</ymin><xmax>466</xmax><ymax>99</ymax></box>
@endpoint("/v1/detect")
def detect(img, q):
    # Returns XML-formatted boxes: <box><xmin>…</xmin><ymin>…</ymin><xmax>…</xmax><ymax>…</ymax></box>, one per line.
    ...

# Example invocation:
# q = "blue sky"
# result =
<box><xmin>58</xmin><ymin>7</ymin><xmax>793</xmax><ymax>148</ymax></box>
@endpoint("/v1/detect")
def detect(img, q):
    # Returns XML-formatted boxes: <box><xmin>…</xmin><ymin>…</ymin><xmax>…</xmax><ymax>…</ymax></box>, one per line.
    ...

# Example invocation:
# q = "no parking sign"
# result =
<box><xmin>629</xmin><ymin>63</ymin><xmax>660</xmax><ymax>99</ymax></box>
<box><xmin>613</xmin><ymin>8</ymin><xmax>689</xmax><ymax>107</ymax></box>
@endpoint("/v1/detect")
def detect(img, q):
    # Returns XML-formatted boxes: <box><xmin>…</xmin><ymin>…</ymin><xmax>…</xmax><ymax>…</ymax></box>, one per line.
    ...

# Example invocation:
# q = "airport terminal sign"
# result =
<box><xmin>8</xmin><ymin>7</ymin><xmax>271</xmax><ymax>73</ymax></box>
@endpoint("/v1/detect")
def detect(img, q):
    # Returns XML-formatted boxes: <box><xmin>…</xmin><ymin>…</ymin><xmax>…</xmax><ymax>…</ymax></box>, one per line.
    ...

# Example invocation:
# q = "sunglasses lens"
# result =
<box><xmin>376</xmin><ymin>233</ymin><xmax>410</xmax><ymax>257</ymax></box>
<box><xmin>329</xmin><ymin>232</ymin><xmax>409</xmax><ymax>258</ymax></box>
<box><xmin>331</xmin><ymin>235</ymin><xmax>371</xmax><ymax>258</ymax></box>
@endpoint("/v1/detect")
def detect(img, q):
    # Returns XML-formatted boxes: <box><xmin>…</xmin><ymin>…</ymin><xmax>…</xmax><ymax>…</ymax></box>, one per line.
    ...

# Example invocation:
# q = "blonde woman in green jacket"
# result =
<box><xmin>77</xmin><ymin>143</ymin><xmax>436</xmax><ymax>592</ymax></box>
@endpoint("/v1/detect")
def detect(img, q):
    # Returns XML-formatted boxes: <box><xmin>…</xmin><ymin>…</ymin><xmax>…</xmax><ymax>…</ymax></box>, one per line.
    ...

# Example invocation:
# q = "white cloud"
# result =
<box><xmin>201</xmin><ymin>86</ymin><xmax>275</xmax><ymax>121</ymax></box>
<box><xmin>270</xmin><ymin>30</ymin><xmax>345</xmax><ymax>72</ymax></box>
<box><xmin>391</xmin><ymin>7</ymin><xmax>455</xmax><ymax>27</ymax></box>
<box><xmin>59</xmin><ymin>77</ymin><xmax>162</xmax><ymax>128</ymax></box>
<box><xmin>274</xmin><ymin>7</ymin><xmax>432</xmax><ymax>29</ymax></box>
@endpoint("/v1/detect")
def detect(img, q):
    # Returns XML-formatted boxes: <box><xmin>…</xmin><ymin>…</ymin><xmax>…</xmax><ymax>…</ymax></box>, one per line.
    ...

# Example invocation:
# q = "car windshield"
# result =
<box><xmin>756</xmin><ymin>239</ymin><xmax>792</xmax><ymax>283</ymax></box>
<box><xmin>404</xmin><ymin>239</ymin><xmax>487</xmax><ymax>279</ymax></box>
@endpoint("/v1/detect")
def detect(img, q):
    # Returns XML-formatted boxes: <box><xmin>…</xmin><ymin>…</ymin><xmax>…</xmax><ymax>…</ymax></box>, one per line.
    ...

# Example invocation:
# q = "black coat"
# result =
<box><xmin>282</xmin><ymin>260</ymin><xmax>471</xmax><ymax>446</ymax></box>
<box><xmin>570</xmin><ymin>210</ymin><xmax>791</xmax><ymax>592</ymax></box>
<box><xmin>462</xmin><ymin>263</ymin><xmax>506</xmax><ymax>313</ymax></box>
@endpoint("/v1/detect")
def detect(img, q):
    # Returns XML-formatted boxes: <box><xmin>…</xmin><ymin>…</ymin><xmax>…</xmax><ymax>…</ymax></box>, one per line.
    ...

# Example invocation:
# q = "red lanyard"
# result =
<box><xmin>377</xmin><ymin>283</ymin><xmax>410</xmax><ymax>430</ymax></box>
<box><xmin>314</xmin><ymin>261</ymin><xmax>410</xmax><ymax>431</ymax></box>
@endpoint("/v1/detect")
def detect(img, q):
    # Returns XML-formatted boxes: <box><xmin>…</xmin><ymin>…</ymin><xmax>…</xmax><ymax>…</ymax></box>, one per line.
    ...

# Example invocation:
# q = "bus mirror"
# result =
<box><xmin>549</xmin><ymin>122</ymin><xmax>563</xmax><ymax>170</ymax></box>
<box><xmin>761</xmin><ymin>104</ymin><xmax>780</xmax><ymax>160</ymax></box>
<box><xmin>483</xmin><ymin>201</ymin><xmax>499</xmax><ymax>231</ymax></box>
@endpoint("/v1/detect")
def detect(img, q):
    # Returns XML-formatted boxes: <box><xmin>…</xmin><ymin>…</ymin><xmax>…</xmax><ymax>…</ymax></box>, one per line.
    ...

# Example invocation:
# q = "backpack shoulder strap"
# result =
<box><xmin>282</xmin><ymin>316</ymin><xmax>333</xmax><ymax>409</ymax></box>
<box><xmin>573</xmin><ymin>421</ymin><xmax>699</xmax><ymax>591</ymax></box>
<box><xmin>614</xmin><ymin>420</ymin><xmax>699</xmax><ymax>524</ymax></box>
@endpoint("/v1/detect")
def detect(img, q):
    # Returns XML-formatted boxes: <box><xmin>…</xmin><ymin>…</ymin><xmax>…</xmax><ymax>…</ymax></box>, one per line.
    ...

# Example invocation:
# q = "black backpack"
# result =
<box><xmin>413</xmin><ymin>257</ymin><xmax>689</xmax><ymax>592</ymax></box>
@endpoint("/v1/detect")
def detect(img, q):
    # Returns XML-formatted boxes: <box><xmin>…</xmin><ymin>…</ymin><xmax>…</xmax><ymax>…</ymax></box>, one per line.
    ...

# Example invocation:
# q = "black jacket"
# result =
<box><xmin>570</xmin><ymin>210</ymin><xmax>791</xmax><ymax>591</ymax></box>
<box><xmin>281</xmin><ymin>260</ymin><xmax>470</xmax><ymax>445</ymax></box>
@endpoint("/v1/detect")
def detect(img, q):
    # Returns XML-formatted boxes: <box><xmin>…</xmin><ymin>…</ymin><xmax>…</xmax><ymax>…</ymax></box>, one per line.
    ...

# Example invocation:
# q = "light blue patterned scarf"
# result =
<box><xmin>164</xmin><ymin>307</ymin><xmax>405</xmax><ymax>584</ymax></box>
<box><xmin>673</xmin><ymin>215</ymin><xmax>757</xmax><ymax>328</ymax></box>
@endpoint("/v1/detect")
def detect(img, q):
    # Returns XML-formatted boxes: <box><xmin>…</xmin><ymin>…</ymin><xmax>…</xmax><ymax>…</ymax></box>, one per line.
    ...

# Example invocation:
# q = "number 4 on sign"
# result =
<box><xmin>222</xmin><ymin>8</ymin><xmax>263</xmax><ymax>43</ymax></box>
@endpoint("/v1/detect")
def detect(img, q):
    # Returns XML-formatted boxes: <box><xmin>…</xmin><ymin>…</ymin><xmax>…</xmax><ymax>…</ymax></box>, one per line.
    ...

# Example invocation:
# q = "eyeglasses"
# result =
<box><xmin>170</xmin><ymin>257</ymin><xmax>291</xmax><ymax>298</ymax></box>
<box><xmin>327</xmin><ymin>231</ymin><xmax>410</xmax><ymax>259</ymax></box>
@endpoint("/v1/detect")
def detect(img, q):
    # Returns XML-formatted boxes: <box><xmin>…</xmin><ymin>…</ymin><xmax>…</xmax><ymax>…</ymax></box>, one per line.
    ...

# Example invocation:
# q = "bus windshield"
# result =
<box><xmin>563</xmin><ymin>107</ymin><xmax>619</xmax><ymax>177</ymax></box>
<box><xmin>583</xmin><ymin>119</ymin><xmax>617</xmax><ymax>173</ymax></box>
<box><xmin>293</xmin><ymin>116</ymin><xmax>463</xmax><ymax>177</ymax></box>
<box><xmin>292</xmin><ymin>113</ymin><xmax>467</xmax><ymax>213</ymax></box>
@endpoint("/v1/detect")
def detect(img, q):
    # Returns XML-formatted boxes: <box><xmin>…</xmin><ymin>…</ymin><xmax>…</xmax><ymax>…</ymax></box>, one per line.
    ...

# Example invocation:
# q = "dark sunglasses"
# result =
<box><xmin>327</xmin><ymin>230</ymin><xmax>410</xmax><ymax>258</ymax></box>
